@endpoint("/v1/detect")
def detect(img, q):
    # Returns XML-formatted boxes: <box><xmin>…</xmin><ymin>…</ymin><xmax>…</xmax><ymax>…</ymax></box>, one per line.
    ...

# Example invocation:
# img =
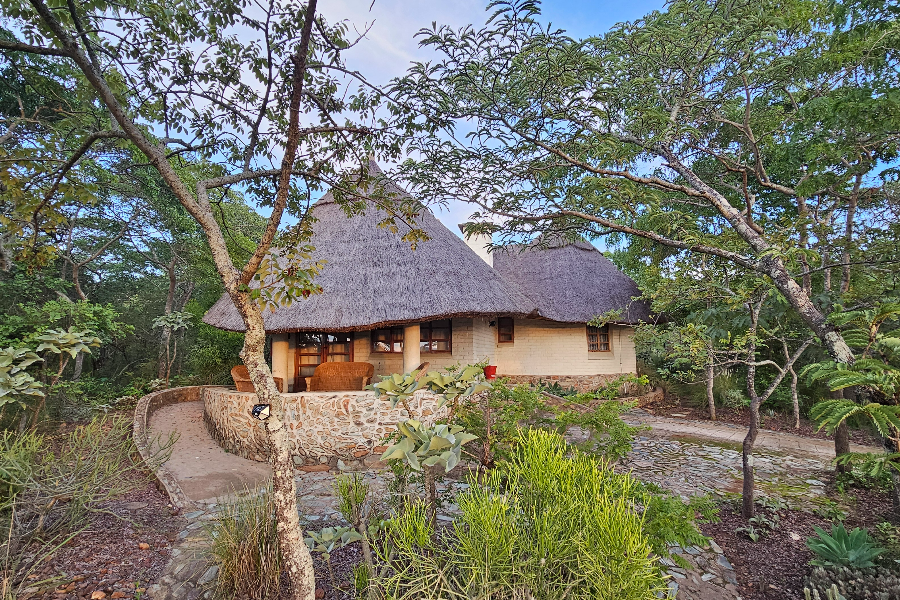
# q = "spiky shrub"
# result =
<box><xmin>806</xmin><ymin>524</ymin><xmax>885</xmax><ymax>569</ymax></box>
<box><xmin>376</xmin><ymin>429</ymin><xmax>666</xmax><ymax>600</ymax></box>
<box><xmin>208</xmin><ymin>486</ymin><xmax>281</xmax><ymax>599</ymax></box>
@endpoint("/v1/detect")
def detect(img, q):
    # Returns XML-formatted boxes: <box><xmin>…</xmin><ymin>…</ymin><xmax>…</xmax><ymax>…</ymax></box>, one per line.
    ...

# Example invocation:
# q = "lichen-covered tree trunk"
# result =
<box><xmin>741</xmin><ymin>403</ymin><xmax>760</xmax><ymax>519</ymax></box>
<box><xmin>706</xmin><ymin>358</ymin><xmax>716</xmax><ymax>421</ymax></box>
<box><xmin>235</xmin><ymin>294</ymin><xmax>315</xmax><ymax>599</ymax></box>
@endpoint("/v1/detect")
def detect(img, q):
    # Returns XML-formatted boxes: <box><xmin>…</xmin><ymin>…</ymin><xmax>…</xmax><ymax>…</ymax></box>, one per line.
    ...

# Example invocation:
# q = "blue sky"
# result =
<box><xmin>307</xmin><ymin>0</ymin><xmax>668</xmax><ymax>235</ymax></box>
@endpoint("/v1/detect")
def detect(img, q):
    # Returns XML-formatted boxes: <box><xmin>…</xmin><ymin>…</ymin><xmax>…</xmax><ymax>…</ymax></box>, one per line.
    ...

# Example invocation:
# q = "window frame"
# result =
<box><xmin>370</xmin><ymin>320</ymin><xmax>453</xmax><ymax>354</ymax></box>
<box><xmin>497</xmin><ymin>317</ymin><xmax>514</xmax><ymax>343</ymax></box>
<box><xmin>420</xmin><ymin>319</ymin><xmax>452</xmax><ymax>353</ymax></box>
<box><xmin>586</xmin><ymin>324</ymin><xmax>611</xmax><ymax>353</ymax></box>
<box><xmin>292</xmin><ymin>332</ymin><xmax>354</xmax><ymax>390</ymax></box>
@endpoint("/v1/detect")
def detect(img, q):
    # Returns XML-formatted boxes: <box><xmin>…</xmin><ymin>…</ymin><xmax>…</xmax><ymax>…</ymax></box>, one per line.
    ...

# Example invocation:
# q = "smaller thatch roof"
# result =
<box><xmin>202</xmin><ymin>161</ymin><xmax>537</xmax><ymax>333</ymax></box>
<box><xmin>491</xmin><ymin>240</ymin><xmax>653</xmax><ymax>325</ymax></box>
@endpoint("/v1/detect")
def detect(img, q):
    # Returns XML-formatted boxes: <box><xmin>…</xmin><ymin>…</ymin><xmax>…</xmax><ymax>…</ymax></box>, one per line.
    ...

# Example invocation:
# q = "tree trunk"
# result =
<box><xmin>706</xmin><ymin>360</ymin><xmax>716</xmax><ymax>421</ymax></box>
<box><xmin>72</xmin><ymin>351</ymin><xmax>84</xmax><ymax>381</ymax></box>
<box><xmin>789</xmin><ymin>366</ymin><xmax>799</xmax><ymax>429</ymax></box>
<box><xmin>831</xmin><ymin>389</ymin><xmax>851</xmax><ymax>474</ymax></box>
<box><xmin>241</xmin><ymin>316</ymin><xmax>316</xmax><ymax>599</ymax></box>
<box><xmin>424</xmin><ymin>465</ymin><xmax>437</xmax><ymax>531</ymax></box>
<box><xmin>742</xmin><ymin>402</ymin><xmax>759</xmax><ymax>518</ymax></box>
<box><xmin>157</xmin><ymin>259</ymin><xmax>177</xmax><ymax>380</ymax></box>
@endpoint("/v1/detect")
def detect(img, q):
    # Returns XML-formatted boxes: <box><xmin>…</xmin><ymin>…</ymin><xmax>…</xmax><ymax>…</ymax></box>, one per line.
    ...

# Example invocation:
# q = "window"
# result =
<box><xmin>371</xmin><ymin>328</ymin><xmax>404</xmax><ymax>353</ymax></box>
<box><xmin>497</xmin><ymin>317</ymin><xmax>514</xmax><ymax>343</ymax></box>
<box><xmin>371</xmin><ymin>320</ymin><xmax>452</xmax><ymax>353</ymax></box>
<box><xmin>420</xmin><ymin>319</ymin><xmax>451</xmax><ymax>352</ymax></box>
<box><xmin>587</xmin><ymin>324</ymin><xmax>611</xmax><ymax>352</ymax></box>
<box><xmin>294</xmin><ymin>332</ymin><xmax>353</xmax><ymax>390</ymax></box>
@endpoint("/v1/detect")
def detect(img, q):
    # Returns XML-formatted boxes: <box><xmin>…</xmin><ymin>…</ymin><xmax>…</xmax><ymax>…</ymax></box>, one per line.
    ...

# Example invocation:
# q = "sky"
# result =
<box><xmin>308</xmin><ymin>0</ymin><xmax>668</xmax><ymax>236</ymax></box>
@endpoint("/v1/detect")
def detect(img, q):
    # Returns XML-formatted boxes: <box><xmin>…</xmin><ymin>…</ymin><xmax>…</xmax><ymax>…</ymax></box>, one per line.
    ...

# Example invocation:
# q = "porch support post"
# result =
<box><xmin>403</xmin><ymin>324</ymin><xmax>421</xmax><ymax>373</ymax></box>
<box><xmin>272</xmin><ymin>333</ymin><xmax>289</xmax><ymax>393</ymax></box>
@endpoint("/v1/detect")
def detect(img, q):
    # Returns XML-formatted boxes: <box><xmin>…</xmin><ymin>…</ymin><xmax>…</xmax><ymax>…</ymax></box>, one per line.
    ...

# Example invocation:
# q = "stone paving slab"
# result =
<box><xmin>150</xmin><ymin>401</ymin><xmax>272</xmax><ymax>504</ymax></box>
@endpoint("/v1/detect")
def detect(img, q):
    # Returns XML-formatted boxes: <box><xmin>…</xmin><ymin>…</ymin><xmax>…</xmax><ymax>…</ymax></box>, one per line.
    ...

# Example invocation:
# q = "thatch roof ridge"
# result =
<box><xmin>202</xmin><ymin>162</ymin><xmax>537</xmax><ymax>333</ymax></box>
<box><xmin>491</xmin><ymin>241</ymin><xmax>653</xmax><ymax>325</ymax></box>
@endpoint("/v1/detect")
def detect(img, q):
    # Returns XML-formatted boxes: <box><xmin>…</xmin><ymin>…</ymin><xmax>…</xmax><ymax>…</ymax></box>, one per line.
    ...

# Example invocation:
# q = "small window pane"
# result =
<box><xmin>433</xmin><ymin>340</ymin><xmax>450</xmax><ymax>352</ymax></box>
<box><xmin>587</xmin><ymin>325</ymin><xmax>610</xmax><ymax>352</ymax></box>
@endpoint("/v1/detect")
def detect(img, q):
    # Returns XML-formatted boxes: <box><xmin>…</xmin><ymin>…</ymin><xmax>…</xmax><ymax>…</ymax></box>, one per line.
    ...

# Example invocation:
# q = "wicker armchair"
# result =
<box><xmin>230</xmin><ymin>365</ymin><xmax>283</xmax><ymax>393</ymax></box>
<box><xmin>304</xmin><ymin>362</ymin><xmax>375</xmax><ymax>392</ymax></box>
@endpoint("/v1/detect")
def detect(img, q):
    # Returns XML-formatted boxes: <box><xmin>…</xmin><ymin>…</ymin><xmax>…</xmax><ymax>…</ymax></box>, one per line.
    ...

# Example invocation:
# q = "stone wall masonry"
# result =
<box><xmin>500</xmin><ymin>373</ymin><xmax>633</xmax><ymax>394</ymax></box>
<box><xmin>202</xmin><ymin>387</ymin><xmax>448</xmax><ymax>466</ymax></box>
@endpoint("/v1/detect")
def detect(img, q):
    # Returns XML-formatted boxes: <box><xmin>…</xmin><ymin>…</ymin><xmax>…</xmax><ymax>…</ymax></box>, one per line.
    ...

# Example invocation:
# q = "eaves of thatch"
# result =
<box><xmin>202</xmin><ymin>164</ymin><xmax>538</xmax><ymax>333</ymax></box>
<box><xmin>491</xmin><ymin>240</ymin><xmax>654</xmax><ymax>325</ymax></box>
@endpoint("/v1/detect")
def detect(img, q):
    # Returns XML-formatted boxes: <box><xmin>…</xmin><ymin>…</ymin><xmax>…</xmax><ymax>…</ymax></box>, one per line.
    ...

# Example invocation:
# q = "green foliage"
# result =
<box><xmin>737</xmin><ymin>512</ymin><xmax>780</xmax><ymax>542</ymax></box>
<box><xmin>0</xmin><ymin>428</ymin><xmax>42</xmax><ymax>503</ymax></box>
<box><xmin>811</xmin><ymin>400</ymin><xmax>900</xmax><ymax>438</ymax></box>
<box><xmin>208</xmin><ymin>486</ymin><xmax>281</xmax><ymax>600</ymax></box>
<box><xmin>304</xmin><ymin>526</ymin><xmax>364</xmax><ymax>560</ymax></box>
<box><xmin>0</xmin><ymin>347</ymin><xmax>43</xmax><ymax>409</ymax></box>
<box><xmin>381</xmin><ymin>420</ymin><xmax>478</xmax><ymax>473</ymax></box>
<box><xmin>34</xmin><ymin>328</ymin><xmax>101</xmax><ymax>360</ymax></box>
<box><xmin>151</xmin><ymin>311</ymin><xmax>192</xmax><ymax>332</ymax></box>
<box><xmin>806</xmin><ymin>524</ymin><xmax>885</xmax><ymax>569</ymax></box>
<box><xmin>370</xmin><ymin>364</ymin><xmax>492</xmax><ymax>411</ymax></box>
<box><xmin>454</xmin><ymin>380</ymin><xmax>643</xmax><ymax>463</ymax></box>
<box><xmin>1</xmin><ymin>416</ymin><xmax>172</xmax><ymax>598</ymax></box>
<box><xmin>377</xmin><ymin>429</ymin><xmax>666</xmax><ymax>600</ymax></box>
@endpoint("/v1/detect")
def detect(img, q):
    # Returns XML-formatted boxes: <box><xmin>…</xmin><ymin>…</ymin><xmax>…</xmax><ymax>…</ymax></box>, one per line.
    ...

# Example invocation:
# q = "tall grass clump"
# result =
<box><xmin>208</xmin><ymin>485</ymin><xmax>281</xmax><ymax>599</ymax></box>
<box><xmin>377</xmin><ymin>429</ymin><xmax>666</xmax><ymax>600</ymax></box>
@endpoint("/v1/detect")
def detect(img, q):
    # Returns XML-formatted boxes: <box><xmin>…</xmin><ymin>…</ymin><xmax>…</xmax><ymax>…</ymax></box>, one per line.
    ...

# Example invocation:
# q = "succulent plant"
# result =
<box><xmin>806</xmin><ymin>524</ymin><xmax>885</xmax><ymax>569</ymax></box>
<box><xmin>380</xmin><ymin>419</ymin><xmax>478</xmax><ymax>473</ymax></box>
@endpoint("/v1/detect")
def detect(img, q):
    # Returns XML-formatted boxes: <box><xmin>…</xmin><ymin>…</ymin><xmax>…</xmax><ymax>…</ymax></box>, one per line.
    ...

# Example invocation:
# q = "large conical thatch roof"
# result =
<box><xmin>202</xmin><ymin>162</ymin><xmax>537</xmax><ymax>333</ymax></box>
<box><xmin>492</xmin><ymin>240</ymin><xmax>653</xmax><ymax>325</ymax></box>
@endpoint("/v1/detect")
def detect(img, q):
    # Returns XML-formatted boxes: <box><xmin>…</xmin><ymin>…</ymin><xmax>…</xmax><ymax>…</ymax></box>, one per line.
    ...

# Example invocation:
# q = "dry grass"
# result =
<box><xmin>207</xmin><ymin>485</ymin><xmax>281</xmax><ymax>599</ymax></box>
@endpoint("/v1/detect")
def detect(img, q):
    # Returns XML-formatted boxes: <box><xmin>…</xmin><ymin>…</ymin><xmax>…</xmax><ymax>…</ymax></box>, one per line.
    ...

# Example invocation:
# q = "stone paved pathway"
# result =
<box><xmin>145</xmin><ymin>407</ymin><xmax>869</xmax><ymax>600</ymax></box>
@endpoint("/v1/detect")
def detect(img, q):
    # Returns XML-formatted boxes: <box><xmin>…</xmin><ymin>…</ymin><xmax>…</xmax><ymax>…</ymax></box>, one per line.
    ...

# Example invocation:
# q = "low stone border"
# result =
<box><xmin>133</xmin><ymin>386</ymin><xmax>207</xmax><ymax>513</ymax></box>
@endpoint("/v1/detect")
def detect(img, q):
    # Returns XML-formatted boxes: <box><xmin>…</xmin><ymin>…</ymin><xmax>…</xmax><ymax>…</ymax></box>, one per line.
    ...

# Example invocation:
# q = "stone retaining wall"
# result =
<box><xmin>500</xmin><ymin>373</ymin><xmax>633</xmax><ymax>393</ymax></box>
<box><xmin>202</xmin><ymin>387</ymin><xmax>447</xmax><ymax>467</ymax></box>
<box><xmin>133</xmin><ymin>386</ymin><xmax>206</xmax><ymax>512</ymax></box>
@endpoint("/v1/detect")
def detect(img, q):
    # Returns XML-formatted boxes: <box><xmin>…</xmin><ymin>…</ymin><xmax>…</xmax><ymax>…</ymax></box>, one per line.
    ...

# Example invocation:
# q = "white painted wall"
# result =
<box><xmin>493</xmin><ymin>320</ymin><xmax>636</xmax><ymax>376</ymax></box>
<box><xmin>319</xmin><ymin>318</ymin><xmax>637</xmax><ymax>380</ymax></box>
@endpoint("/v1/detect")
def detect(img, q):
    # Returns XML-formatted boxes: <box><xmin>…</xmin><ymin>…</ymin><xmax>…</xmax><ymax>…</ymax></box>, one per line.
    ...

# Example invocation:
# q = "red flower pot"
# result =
<box><xmin>483</xmin><ymin>365</ymin><xmax>497</xmax><ymax>380</ymax></box>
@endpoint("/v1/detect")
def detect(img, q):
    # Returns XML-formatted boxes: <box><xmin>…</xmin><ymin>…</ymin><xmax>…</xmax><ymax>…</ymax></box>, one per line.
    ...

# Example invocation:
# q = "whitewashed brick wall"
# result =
<box><xmin>494</xmin><ymin>320</ymin><xmax>636</xmax><ymax>376</ymax></box>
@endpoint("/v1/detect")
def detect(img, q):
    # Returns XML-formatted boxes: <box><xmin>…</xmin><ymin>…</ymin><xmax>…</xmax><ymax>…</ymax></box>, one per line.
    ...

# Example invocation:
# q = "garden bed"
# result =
<box><xmin>702</xmin><ymin>476</ymin><xmax>897</xmax><ymax>600</ymax></box>
<box><xmin>17</xmin><ymin>473</ymin><xmax>185</xmax><ymax>600</ymax></box>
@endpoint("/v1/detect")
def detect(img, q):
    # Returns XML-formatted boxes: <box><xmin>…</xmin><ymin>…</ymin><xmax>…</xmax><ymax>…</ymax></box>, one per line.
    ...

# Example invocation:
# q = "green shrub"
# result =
<box><xmin>454</xmin><ymin>380</ymin><xmax>643</xmax><ymax>464</ymax></box>
<box><xmin>208</xmin><ymin>486</ymin><xmax>281</xmax><ymax>599</ymax></box>
<box><xmin>807</xmin><ymin>524</ymin><xmax>885</xmax><ymax>569</ymax></box>
<box><xmin>376</xmin><ymin>429</ymin><xmax>666</xmax><ymax>600</ymax></box>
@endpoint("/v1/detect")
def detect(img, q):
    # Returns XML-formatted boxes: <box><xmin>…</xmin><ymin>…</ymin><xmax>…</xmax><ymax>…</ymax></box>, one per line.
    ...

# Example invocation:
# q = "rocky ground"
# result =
<box><xmin>16</xmin><ymin>476</ymin><xmax>185</xmax><ymax>600</ymax></box>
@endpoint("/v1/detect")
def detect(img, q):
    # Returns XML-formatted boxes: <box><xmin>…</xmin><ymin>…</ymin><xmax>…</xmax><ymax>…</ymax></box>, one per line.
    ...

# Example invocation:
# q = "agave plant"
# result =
<box><xmin>806</xmin><ymin>524</ymin><xmax>884</xmax><ymax>568</ymax></box>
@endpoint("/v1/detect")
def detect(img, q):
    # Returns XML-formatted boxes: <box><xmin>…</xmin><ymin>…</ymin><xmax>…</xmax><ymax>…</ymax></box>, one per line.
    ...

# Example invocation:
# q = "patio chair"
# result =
<box><xmin>304</xmin><ymin>362</ymin><xmax>375</xmax><ymax>392</ymax></box>
<box><xmin>230</xmin><ymin>365</ymin><xmax>283</xmax><ymax>393</ymax></box>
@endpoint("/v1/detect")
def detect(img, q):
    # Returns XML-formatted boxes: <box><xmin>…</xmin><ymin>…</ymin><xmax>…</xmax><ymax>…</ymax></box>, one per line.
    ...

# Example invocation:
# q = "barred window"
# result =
<box><xmin>587</xmin><ymin>324</ymin><xmax>610</xmax><ymax>352</ymax></box>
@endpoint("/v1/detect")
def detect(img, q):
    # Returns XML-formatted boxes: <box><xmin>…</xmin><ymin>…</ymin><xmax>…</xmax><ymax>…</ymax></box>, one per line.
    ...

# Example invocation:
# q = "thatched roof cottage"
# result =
<box><xmin>203</xmin><ymin>161</ymin><xmax>652</xmax><ymax>393</ymax></box>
